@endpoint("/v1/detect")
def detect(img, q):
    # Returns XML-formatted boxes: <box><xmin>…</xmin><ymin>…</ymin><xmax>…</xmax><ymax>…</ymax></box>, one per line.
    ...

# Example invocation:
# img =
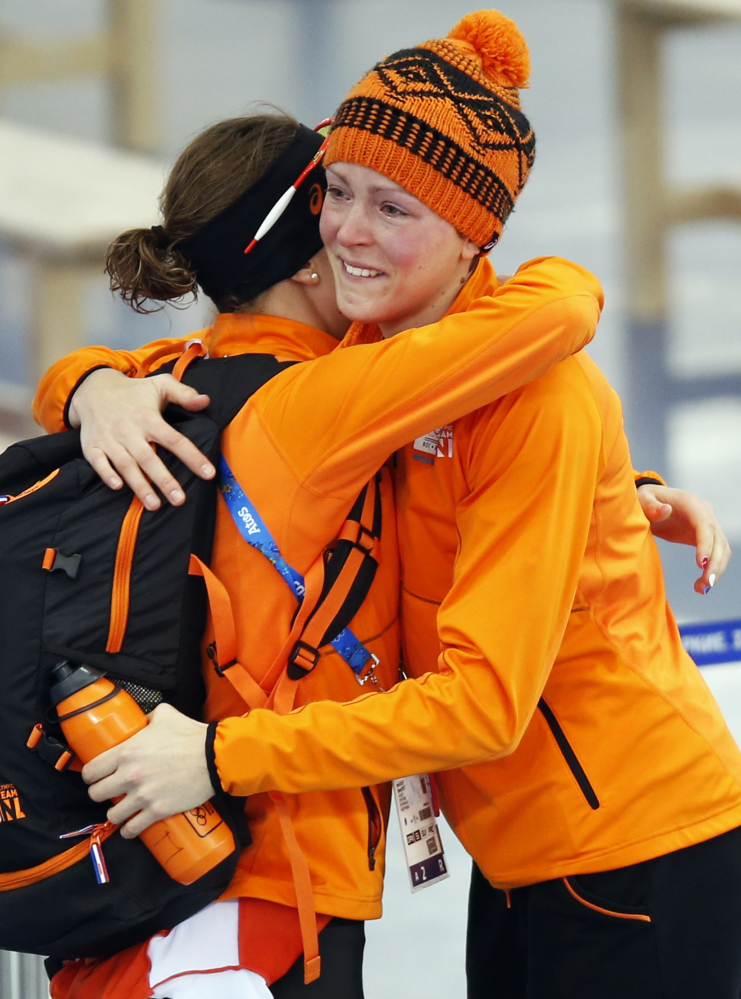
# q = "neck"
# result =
<box><xmin>249</xmin><ymin>279</ymin><xmax>346</xmax><ymax>340</ymax></box>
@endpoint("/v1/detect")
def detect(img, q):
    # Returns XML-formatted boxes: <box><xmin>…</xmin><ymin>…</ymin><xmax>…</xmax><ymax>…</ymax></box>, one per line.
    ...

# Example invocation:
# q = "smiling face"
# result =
<box><xmin>320</xmin><ymin>162</ymin><xmax>480</xmax><ymax>337</ymax></box>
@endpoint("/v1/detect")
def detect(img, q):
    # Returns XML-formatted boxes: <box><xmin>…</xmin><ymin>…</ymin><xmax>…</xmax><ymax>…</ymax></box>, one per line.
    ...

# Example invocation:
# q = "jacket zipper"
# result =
<box><xmin>538</xmin><ymin>698</ymin><xmax>600</xmax><ymax>810</ymax></box>
<box><xmin>106</xmin><ymin>496</ymin><xmax>145</xmax><ymax>653</ymax></box>
<box><xmin>361</xmin><ymin>787</ymin><xmax>382</xmax><ymax>871</ymax></box>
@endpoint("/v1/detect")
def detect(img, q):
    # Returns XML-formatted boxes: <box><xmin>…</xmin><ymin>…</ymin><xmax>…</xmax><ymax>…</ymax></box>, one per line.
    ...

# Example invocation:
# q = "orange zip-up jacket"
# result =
<box><xmin>198</xmin><ymin>258</ymin><xmax>741</xmax><ymax>890</ymax></box>
<box><xmin>34</xmin><ymin>255</ymin><xmax>603</xmax><ymax>912</ymax></box>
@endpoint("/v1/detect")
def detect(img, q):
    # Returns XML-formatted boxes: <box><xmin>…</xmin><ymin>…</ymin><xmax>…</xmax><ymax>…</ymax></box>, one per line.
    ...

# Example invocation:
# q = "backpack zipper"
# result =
<box><xmin>106</xmin><ymin>496</ymin><xmax>144</xmax><ymax>653</ymax></box>
<box><xmin>0</xmin><ymin>822</ymin><xmax>115</xmax><ymax>892</ymax></box>
<box><xmin>361</xmin><ymin>786</ymin><xmax>382</xmax><ymax>871</ymax></box>
<box><xmin>537</xmin><ymin>698</ymin><xmax>600</xmax><ymax>810</ymax></box>
<box><xmin>0</xmin><ymin>468</ymin><xmax>60</xmax><ymax>506</ymax></box>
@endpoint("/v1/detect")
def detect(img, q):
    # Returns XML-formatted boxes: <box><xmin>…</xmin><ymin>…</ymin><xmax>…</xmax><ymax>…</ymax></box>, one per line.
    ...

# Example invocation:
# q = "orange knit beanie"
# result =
<box><xmin>325</xmin><ymin>10</ymin><xmax>536</xmax><ymax>250</ymax></box>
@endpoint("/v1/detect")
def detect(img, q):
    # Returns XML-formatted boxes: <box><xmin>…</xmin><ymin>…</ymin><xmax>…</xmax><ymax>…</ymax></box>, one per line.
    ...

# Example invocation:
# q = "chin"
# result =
<box><xmin>336</xmin><ymin>288</ymin><xmax>391</xmax><ymax>325</ymax></box>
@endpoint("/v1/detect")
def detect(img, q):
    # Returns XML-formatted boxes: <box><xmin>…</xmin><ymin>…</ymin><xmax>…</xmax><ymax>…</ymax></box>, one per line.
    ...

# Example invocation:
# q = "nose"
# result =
<box><xmin>336</xmin><ymin>200</ymin><xmax>373</xmax><ymax>248</ymax></box>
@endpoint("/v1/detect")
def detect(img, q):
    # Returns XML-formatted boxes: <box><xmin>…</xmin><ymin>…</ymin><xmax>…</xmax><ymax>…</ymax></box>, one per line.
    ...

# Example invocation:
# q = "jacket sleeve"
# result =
<box><xmin>212</xmin><ymin>362</ymin><xmax>604</xmax><ymax>795</ymax></box>
<box><xmin>32</xmin><ymin>334</ymin><xmax>200</xmax><ymax>432</ymax></box>
<box><xmin>634</xmin><ymin>470</ymin><xmax>667</xmax><ymax>488</ymax></box>
<box><xmin>255</xmin><ymin>256</ymin><xmax>603</xmax><ymax>494</ymax></box>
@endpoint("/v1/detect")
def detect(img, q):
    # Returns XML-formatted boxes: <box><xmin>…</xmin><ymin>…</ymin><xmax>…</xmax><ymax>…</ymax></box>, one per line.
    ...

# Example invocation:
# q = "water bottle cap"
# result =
<box><xmin>49</xmin><ymin>660</ymin><xmax>105</xmax><ymax>706</ymax></box>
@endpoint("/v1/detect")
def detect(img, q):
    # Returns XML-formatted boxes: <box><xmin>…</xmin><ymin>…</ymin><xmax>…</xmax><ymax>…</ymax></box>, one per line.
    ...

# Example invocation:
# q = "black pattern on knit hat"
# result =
<box><xmin>325</xmin><ymin>12</ymin><xmax>536</xmax><ymax>249</ymax></box>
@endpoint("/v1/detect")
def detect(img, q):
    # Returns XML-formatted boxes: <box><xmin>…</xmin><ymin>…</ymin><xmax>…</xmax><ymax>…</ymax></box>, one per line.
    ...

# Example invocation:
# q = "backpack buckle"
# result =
<box><xmin>354</xmin><ymin>524</ymin><xmax>376</xmax><ymax>554</ymax></box>
<box><xmin>206</xmin><ymin>642</ymin><xmax>238</xmax><ymax>677</ymax></box>
<box><xmin>287</xmin><ymin>640</ymin><xmax>320</xmax><ymax>680</ymax></box>
<box><xmin>42</xmin><ymin>548</ymin><xmax>82</xmax><ymax>580</ymax></box>
<box><xmin>214</xmin><ymin>659</ymin><xmax>238</xmax><ymax>678</ymax></box>
<box><xmin>338</xmin><ymin>520</ymin><xmax>377</xmax><ymax>555</ymax></box>
<box><xmin>26</xmin><ymin>724</ymin><xmax>77</xmax><ymax>771</ymax></box>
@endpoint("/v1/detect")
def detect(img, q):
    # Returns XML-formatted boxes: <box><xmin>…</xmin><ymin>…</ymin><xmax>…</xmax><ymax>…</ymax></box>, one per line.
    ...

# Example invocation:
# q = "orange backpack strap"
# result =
<box><xmin>269</xmin><ymin>791</ymin><xmax>321</xmax><ymax>985</ymax></box>
<box><xmin>188</xmin><ymin>553</ymin><xmax>321</xmax><ymax>980</ymax></box>
<box><xmin>207</xmin><ymin>470</ymin><xmax>381</xmax><ymax>986</ymax></box>
<box><xmin>266</xmin><ymin>480</ymin><xmax>381</xmax><ymax>715</ymax></box>
<box><xmin>270</xmin><ymin>490</ymin><xmax>379</xmax><ymax>714</ymax></box>
<box><xmin>289</xmin><ymin>482</ymin><xmax>379</xmax><ymax>674</ymax></box>
<box><xmin>172</xmin><ymin>339</ymin><xmax>208</xmax><ymax>381</ymax></box>
<box><xmin>188</xmin><ymin>555</ymin><xmax>267</xmax><ymax>710</ymax></box>
<box><xmin>135</xmin><ymin>338</ymin><xmax>207</xmax><ymax>380</ymax></box>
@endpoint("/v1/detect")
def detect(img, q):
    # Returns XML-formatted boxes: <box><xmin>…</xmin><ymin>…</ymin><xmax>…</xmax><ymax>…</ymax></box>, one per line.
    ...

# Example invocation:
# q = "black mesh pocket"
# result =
<box><xmin>115</xmin><ymin>679</ymin><xmax>163</xmax><ymax>714</ymax></box>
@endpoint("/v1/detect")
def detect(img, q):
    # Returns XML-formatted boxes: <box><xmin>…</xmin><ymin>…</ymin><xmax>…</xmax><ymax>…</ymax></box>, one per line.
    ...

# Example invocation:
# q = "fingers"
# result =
<box><xmin>694</xmin><ymin>529</ymin><xmax>732</xmax><ymax>595</ymax></box>
<box><xmin>84</xmin><ymin>446</ymin><xmax>124</xmax><ymax>491</ymax></box>
<box><xmin>649</xmin><ymin>501</ymin><xmax>672</xmax><ymax>524</ymax></box>
<box><xmin>81</xmin><ymin>746</ymin><xmax>123</xmax><ymax>788</ymax></box>
<box><xmin>153</xmin><ymin>374</ymin><xmax>210</xmax><ymax>413</ymax></box>
<box><xmin>84</xmin><ymin>754</ymin><xmax>162</xmax><ymax>835</ymax></box>
<box><xmin>119</xmin><ymin>810</ymin><xmax>159</xmax><ymax>839</ymax></box>
<box><xmin>106</xmin><ymin>793</ymin><xmax>162</xmax><ymax>838</ymax></box>
<box><xmin>84</xmin><ymin>418</ymin><xmax>214</xmax><ymax>508</ymax></box>
<box><xmin>691</xmin><ymin>506</ymin><xmax>731</xmax><ymax>594</ymax></box>
<box><xmin>711</xmin><ymin>533</ymin><xmax>732</xmax><ymax>583</ymax></box>
<box><xmin>636</xmin><ymin>485</ymin><xmax>672</xmax><ymax>524</ymax></box>
<box><xmin>693</xmin><ymin>517</ymin><xmax>716</xmax><ymax>573</ymax></box>
<box><xmin>73</xmin><ymin>371</ymin><xmax>215</xmax><ymax>508</ymax></box>
<box><xmin>637</xmin><ymin>485</ymin><xmax>733</xmax><ymax>592</ymax></box>
<box><xmin>121</xmin><ymin>434</ymin><xmax>188</xmax><ymax>508</ymax></box>
<box><xmin>151</xmin><ymin>422</ymin><xmax>215</xmax><ymax>481</ymax></box>
<box><xmin>91</xmin><ymin>440</ymin><xmax>164</xmax><ymax>511</ymax></box>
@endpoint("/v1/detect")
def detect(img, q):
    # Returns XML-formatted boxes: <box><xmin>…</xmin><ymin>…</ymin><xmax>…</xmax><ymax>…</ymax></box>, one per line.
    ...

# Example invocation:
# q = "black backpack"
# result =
<box><xmin>0</xmin><ymin>351</ymin><xmax>381</xmax><ymax>962</ymax></box>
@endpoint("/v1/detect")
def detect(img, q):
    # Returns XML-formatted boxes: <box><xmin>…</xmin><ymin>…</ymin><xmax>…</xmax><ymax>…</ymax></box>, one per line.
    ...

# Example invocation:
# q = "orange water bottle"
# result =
<box><xmin>49</xmin><ymin>660</ymin><xmax>235</xmax><ymax>885</ymax></box>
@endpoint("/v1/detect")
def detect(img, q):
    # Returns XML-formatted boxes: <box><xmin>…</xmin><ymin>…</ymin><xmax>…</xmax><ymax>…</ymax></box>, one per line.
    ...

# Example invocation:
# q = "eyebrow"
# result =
<box><xmin>367</xmin><ymin>184</ymin><xmax>414</xmax><ymax>198</ymax></box>
<box><xmin>326</xmin><ymin>167</ymin><xmax>413</xmax><ymax>199</ymax></box>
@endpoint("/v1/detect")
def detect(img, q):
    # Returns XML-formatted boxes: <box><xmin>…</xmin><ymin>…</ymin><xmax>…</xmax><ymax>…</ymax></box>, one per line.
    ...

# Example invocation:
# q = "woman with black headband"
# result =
<box><xmin>36</xmin><ymin>109</ymin><xmax>609</xmax><ymax>999</ymax></box>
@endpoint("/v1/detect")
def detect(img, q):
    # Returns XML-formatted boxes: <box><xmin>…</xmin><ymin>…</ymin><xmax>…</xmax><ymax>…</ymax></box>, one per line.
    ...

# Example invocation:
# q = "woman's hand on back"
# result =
<box><xmin>637</xmin><ymin>483</ymin><xmax>732</xmax><ymax>594</ymax></box>
<box><xmin>68</xmin><ymin>368</ymin><xmax>215</xmax><ymax>510</ymax></box>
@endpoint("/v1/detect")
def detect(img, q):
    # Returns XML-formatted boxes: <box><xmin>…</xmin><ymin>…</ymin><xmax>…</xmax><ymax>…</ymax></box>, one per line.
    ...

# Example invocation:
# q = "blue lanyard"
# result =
<box><xmin>217</xmin><ymin>455</ymin><xmax>374</xmax><ymax>678</ymax></box>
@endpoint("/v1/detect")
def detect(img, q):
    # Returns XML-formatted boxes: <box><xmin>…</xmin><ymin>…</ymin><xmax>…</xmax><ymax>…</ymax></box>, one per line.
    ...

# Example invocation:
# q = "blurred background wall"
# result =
<box><xmin>0</xmin><ymin>1</ymin><xmax>739</xmax><ymax>996</ymax></box>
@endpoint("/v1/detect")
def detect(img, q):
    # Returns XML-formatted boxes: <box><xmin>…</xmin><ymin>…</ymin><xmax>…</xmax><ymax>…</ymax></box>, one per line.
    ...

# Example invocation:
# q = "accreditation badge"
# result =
<box><xmin>393</xmin><ymin>773</ymin><xmax>449</xmax><ymax>892</ymax></box>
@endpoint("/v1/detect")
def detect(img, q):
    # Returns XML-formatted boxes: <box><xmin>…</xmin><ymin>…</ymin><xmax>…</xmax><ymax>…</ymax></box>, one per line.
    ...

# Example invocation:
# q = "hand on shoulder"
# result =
<box><xmin>69</xmin><ymin>368</ymin><xmax>214</xmax><ymax>509</ymax></box>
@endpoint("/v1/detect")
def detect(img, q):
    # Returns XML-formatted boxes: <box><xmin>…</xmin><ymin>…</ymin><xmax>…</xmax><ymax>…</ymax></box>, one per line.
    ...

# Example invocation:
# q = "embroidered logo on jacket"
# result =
<box><xmin>413</xmin><ymin>425</ymin><xmax>454</xmax><ymax>460</ymax></box>
<box><xmin>0</xmin><ymin>784</ymin><xmax>27</xmax><ymax>823</ymax></box>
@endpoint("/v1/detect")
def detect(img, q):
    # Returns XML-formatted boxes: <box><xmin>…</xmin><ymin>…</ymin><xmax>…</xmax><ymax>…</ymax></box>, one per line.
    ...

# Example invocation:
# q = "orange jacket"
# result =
<box><xmin>203</xmin><ymin>260</ymin><xmax>741</xmax><ymax>889</ymax></box>
<box><xmin>34</xmin><ymin>256</ymin><xmax>602</xmax><ymax>915</ymax></box>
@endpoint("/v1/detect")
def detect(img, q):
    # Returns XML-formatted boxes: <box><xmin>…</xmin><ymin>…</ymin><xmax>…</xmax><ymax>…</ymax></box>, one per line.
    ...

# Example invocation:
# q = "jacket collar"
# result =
<box><xmin>208</xmin><ymin>312</ymin><xmax>341</xmax><ymax>362</ymax></box>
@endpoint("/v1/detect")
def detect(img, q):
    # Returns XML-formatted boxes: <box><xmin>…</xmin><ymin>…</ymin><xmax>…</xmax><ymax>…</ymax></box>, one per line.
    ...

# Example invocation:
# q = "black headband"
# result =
<box><xmin>177</xmin><ymin>125</ymin><xmax>326</xmax><ymax>305</ymax></box>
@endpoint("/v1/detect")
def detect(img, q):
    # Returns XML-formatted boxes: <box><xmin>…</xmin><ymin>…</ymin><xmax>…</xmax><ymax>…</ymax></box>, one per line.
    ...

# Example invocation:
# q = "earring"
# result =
<box><xmin>310</xmin><ymin>272</ymin><xmax>319</xmax><ymax>282</ymax></box>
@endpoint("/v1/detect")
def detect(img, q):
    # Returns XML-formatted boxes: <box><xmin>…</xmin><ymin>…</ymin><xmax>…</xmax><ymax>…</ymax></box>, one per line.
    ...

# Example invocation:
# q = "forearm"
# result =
<box><xmin>265</xmin><ymin>257</ymin><xmax>604</xmax><ymax>487</ymax></box>
<box><xmin>33</xmin><ymin>336</ymin><xmax>191</xmax><ymax>432</ymax></box>
<box><xmin>214</xmin><ymin>664</ymin><xmax>519</xmax><ymax>797</ymax></box>
<box><xmin>215</xmin><ymin>371</ymin><xmax>601</xmax><ymax>798</ymax></box>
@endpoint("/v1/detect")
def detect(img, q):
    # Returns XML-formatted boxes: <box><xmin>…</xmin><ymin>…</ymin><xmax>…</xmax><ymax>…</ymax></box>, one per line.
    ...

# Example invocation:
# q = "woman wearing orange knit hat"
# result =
<box><xmin>35</xmin><ymin>9</ymin><xmax>737</xmax><ymax>999</ymax></box>
<box><xmin>32</xmin><ymin>77</ymin><xmax>606</xmax><ymax>999</ymax></box>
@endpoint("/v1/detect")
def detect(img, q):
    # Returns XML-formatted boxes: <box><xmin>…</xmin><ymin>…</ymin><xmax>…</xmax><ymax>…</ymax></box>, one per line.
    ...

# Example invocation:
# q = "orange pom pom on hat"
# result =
<box><xmin>325</xmin><ymin>9</ymin><xmax>536</xmax><ymax>250</ymax></box>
